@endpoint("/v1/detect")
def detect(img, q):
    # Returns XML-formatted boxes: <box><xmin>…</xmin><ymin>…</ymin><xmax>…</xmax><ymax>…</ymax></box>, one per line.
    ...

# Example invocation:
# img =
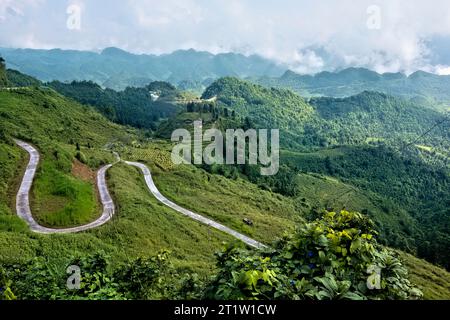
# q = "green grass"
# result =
<box><xmin>1</xmin><ymin>87</ymin><xmax>450</xmax><ymax>299</ymax></box>
<box><xmin>31</xmin><ymin>159</ymin><xmax>99</xmax><ymax>227</ymax></box>
<box><xmin>0</xmin><ymin>142</ymin><xmax>23</xmax><ymax>215</ymax></box>
<box><xmin>124</xmin><ymin>143</ymin><xmax>302</xmax><ymax>242</ymax></box>
<box><xmin>104</xmin><ymin>163</ymin><xmax>231</xmax><ymax>274</ymax></box>
<box><xmin>399</xmin><ymin>251</ymin><xmax>450</xmax><ymax>300</ymax></box>
<box><xmin>0</xmin><ymin>162</ymin><xmax>233</xmax><ymax>278</ymax></box>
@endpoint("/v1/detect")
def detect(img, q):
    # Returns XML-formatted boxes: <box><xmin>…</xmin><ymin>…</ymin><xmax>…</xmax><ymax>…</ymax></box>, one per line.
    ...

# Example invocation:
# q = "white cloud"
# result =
<box><xmin>435</xmin><ymin>65</ymin><xmax>450</xmax><ymax>75</ymax></box>
<box><xmin>0</xmin><ymin>0</ymin><xmax>450</xmax><ymax>74</ymax></box>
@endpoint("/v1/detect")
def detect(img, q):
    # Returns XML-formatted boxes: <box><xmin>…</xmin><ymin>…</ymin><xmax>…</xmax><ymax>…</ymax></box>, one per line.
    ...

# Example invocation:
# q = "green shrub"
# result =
<box><xmin>206</xmin><ymin>210</ymin><xmax>422</xmax><ymax>300</ymax></box>
<box><xmin>0</xmin><ymin>267</ymin><xmax>16</xmax><ymax>300</ymax></box>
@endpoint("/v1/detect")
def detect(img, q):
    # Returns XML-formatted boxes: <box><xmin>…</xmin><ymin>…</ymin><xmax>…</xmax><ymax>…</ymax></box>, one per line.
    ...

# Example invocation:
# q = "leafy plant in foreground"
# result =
<box><xmin>206</xmin><ymin>210</ymin><xmax>422</xmax><ymax>300</ymax></box>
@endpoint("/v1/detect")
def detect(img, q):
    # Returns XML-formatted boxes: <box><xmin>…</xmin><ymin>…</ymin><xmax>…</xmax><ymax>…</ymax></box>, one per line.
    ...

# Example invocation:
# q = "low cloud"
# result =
<box><xmin>0</xmin><ymin>0</ymin><xmax>450</xmax><ymax>74</ymax></box>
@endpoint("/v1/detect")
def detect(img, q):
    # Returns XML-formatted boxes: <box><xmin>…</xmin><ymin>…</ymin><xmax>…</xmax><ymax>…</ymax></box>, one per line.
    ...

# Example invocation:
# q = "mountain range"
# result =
<box><xmin>0</xmin><ymin>47</ymin><xmax>286</xmax><ymax>91</ymax></box>
<box><xmin>256</xmin><ymin>68</ymin><xmax>450</xmax><ymax>109</ymax></box>
<box><xmin>2</xmin><ymin>47</ymin><xmax>450</xmax><ymax>111</ymax></box>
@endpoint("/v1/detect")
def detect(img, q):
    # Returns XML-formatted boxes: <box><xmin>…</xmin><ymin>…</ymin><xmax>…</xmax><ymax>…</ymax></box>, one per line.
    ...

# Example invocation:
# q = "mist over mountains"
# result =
<box><xmin>0</xmin><ymin>47</ymin><xmax>286</xmax><ymax>90</ymax></box>
<box><xmin>2</xmin><ymin>46</ymin><xmax>450</xmax><ymax>108</ymax></box>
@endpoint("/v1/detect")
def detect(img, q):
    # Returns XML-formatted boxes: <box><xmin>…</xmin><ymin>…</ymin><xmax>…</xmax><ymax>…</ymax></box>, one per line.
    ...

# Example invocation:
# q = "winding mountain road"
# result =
<box><xmin>125</xmin><ymin>161</ymin><xmax>267</xmax><ymax>249</ymax></box>
<box><xmin>14</xmin><ymin>139</ymin><xmax>115</xmax><ymax>234</ymax></box>
<box><xmin>14</xmin><ymin>139</ymin><xmax>267</xmax><ymax>249</ymax></box>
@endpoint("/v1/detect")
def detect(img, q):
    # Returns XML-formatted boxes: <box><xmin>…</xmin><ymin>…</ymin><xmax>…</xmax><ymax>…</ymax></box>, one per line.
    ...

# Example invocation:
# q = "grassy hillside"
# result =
<box><xmin>1</xmin><ymin>86</ymin><xmax>449</xmax><ymax>299</ymax></box>
<box><xmin>200</xmin><ymin>78</ymin><xmax>450</xmax><ymax>269</ymax></box>
<box><xmin>0</xmin><ymin>87</ymin><xmax>295</xmax><ymax>275</ymax></box>
<box><xmin>398</xmin><ymin>251</ymin><xmax>450</xmax><ymax>300</ymax></box>
<box><xmin>120</xmin><ymin>141</ymin><xmax>302</xmax><ymax>241</ymax></box>
<box><xmin>0</xmin><ymin>47</ymin><xmax>285</xmax><ymax>90</ymax></box>
<box><xmin>309</xmin><ymin>91</ymin><xmax>450</xmax><ymax>153</ymax></box>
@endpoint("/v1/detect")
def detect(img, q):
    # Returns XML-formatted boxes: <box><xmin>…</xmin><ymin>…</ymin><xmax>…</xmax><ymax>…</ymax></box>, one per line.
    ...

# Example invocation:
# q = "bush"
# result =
<box><xmin>1</xmin><ymin>251</ymin><xmax>202</xmax><ymax>300</ymax></box>
<box><xmin>0</xmin><ymin>267</ymin><xmax>16</xmax><ymax>300</ymax></box>
<box><xmin>206</xmin><ymin>210</ymin><xmax>422</xmax><ymax>300</ymax></box>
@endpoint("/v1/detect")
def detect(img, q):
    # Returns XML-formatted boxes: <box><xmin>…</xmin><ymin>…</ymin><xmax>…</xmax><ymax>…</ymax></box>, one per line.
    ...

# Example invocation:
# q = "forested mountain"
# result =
<box><xmin>256</xmin><ymin>68</ymin><xmax>450</xmax><ymax>107</ymax></box>
<box><xmin>48</xmin><ymin>80</ymin><xmax>183</xmax><ymax>129</ymax></box>
<box><xmin>203</xmin><ymin>78</ymin><xmax>450</xmax><ymax>154</ymax></box>
<box><xmin>200</xmin><ymin>77</ymin><xmax>450</xmax><ymax>269</ymax></box>
<box><xmin>1</xmin><ymin>62</ymin><xmax>449</xmax><ymax>299</ymax></box>
<box><xmin>0</xmin><ymin>47</ymin><xmax>286</xmax><ymax>90</ymax></box>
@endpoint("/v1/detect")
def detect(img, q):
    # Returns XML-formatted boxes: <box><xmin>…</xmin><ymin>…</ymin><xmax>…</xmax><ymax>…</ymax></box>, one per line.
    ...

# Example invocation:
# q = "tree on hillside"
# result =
<box><xmin>0</xmin><ymin>57</ymin><xmax>8</xmax><ymax>87</ymax></box>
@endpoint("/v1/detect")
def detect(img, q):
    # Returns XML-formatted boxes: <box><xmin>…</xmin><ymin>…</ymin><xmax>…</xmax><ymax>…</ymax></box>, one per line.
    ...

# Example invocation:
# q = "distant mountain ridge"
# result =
<box><xmin>2</xmin><ymin>47</ymin><xmax>450</xmax><ymax>105</ymax></box>
<box><xmin>0</xmin><ymin>47</ymin><xmax>286</xmax><ymax>90</ymax></box>
<box><xmin>256</xmin><ymin>67</ymin><xmax>450</xmax><ymax>106</ymax></box>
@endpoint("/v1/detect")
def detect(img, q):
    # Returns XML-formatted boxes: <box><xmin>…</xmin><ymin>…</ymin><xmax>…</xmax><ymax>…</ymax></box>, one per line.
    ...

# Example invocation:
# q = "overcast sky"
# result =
<box><xmin>1</xmin><ymin>0</ymin><xmax>450</xmax><ymax>74</ymax></box>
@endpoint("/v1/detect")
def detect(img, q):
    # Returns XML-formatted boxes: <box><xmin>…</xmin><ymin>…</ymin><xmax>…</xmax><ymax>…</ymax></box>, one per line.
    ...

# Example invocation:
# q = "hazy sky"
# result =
<box><xmin>1</xmin><ymin>0</ymin><xmax>450</xmax><ymax>74</ymax></box>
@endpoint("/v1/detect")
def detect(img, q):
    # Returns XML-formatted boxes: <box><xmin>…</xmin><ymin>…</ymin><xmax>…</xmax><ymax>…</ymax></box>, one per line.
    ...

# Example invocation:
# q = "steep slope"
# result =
<box><xmin>0</xmin><ymin>86</ymin><xmax>300</xmax><ymax>277</ymax></box>
<box><xmin>0</xmin><ymin>81</ymin><xmax>449</xmax><ymax>299</ymax></box>
<box><xmin>0</xmin><ymin>57</ymin><xmax>8</xmax><ymax>87</ymax></box>
<box><xmin>310</xmin><ymin>91</ymin><xmax>450</xmax><ymax>152</ymax></box>
<box><xmin>282</xmin><ymin>146</ymin><xmax>450</xmax><ymax>269</ymax></box>
<box><xmin>0</xmin><ymin>87</ymin><xmax>128</xmax><ymax>226</ymax></box>
<box><xmin>202</xmin><ymin>77</ymin><xmax>320</xmax><ymax>150</ymax></box>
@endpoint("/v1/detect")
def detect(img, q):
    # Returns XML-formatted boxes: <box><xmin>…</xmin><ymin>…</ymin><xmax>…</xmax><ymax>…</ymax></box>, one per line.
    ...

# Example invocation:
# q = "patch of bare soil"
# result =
<box><xmin>72</xmin><ymin>159</ymin><xmax>95</xmax><ymax>182</ymax></box>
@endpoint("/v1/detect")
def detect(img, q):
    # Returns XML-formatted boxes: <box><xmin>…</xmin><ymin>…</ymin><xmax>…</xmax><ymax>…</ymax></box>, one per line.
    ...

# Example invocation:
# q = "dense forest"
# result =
<box><xmin>43</xmin><ymin>76</ymin><xmax>450</xmax><ymax>270</ymax></box>
<box><xmin>199</xmin><ymin>77</ymin><xmax>450</xmax><ymax>270</ymax></box>
<box><xmin>203</xmin><ymin>78</ymin><xmax>450</xmax><ymax>153</ymax></box>
<box><xmin>48</xmin><ymin>80</ymin><xmax>182</xmax><ymax>130</ymax></box>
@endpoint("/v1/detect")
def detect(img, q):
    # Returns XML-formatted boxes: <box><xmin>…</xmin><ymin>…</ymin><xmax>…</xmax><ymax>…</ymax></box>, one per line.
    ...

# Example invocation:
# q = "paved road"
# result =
<box><xmin>14</xmin><ymin>139</ymin><xmax>267</xmax><ymax>249</ymax></box>
<box><xmin>125</xmin><ymin>161</ymin><xmax>267</xmax><ymax>249</ymax></box>
<box><xmin>14</xmin><ymin>139</ymin><xmax>115</xmax><ymax>234</ymax></box>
